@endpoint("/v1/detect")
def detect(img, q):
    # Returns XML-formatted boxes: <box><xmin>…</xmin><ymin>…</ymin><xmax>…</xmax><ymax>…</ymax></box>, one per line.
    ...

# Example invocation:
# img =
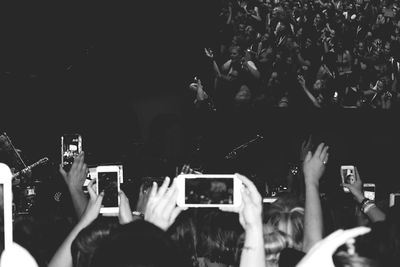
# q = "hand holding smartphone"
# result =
<box><xmin>95</xmin><ymin>165</ymin><xmax>123</xmax><ymax>215</ymax></box>
<box><xmin>176</xmin><ymin>174</ymin><xmax>242</xmax><ymax>208</ymax></box>
<box><xmin>61</xmin><ymin>134</ymin><xmax>82</xmax><ymax>172</ymax></box>
<box><xmin>340</xmin><ymin>165</ymin><xmax>356</xmax><ymax>193</ymax></box>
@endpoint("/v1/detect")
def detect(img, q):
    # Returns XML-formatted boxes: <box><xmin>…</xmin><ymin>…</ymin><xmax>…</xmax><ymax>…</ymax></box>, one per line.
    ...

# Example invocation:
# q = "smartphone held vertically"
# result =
<box><xmin>0</xmin><ymin>163</ymin><xmax>13</xmax><ymax>257</ymax></box>
<box><xmin>61</xmin><ymin>134</ymin><xmax>82</xmax><ymax>172</ymax></box>
<box><xmin>389</xmin><ymin>193</ymin><xmax>400</xmax><ymax>208</ymax></box>
<box><xmin>340</xmin><ymin>165</ymin><xmax>356</xmax><ymax>193</ymax></box>
<box><xmin>176</xmin><ymin>174</ymin><xmax>242</xmax><ymax>208</ymax></box>
<box><xmin>95</xmin><ymin>165</ymin><xmax>123</xmax><ymax>214</ymax></box>
<box><xmin>363</xmin><ymin>183</ymin><xmax>375</xmax><ymax>201</ymax></box>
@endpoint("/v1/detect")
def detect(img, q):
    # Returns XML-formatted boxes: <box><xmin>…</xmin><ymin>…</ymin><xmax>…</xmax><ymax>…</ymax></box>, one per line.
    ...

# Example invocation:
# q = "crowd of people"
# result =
<box><xmin>189</xmin><ymin>0</ymin><xmax>400</xmax><ymax>110</ymax></box>
<box><xmin>1</xmin><ymin>135</ymin><xmax>400</xmax><ymax>267</ymax></box>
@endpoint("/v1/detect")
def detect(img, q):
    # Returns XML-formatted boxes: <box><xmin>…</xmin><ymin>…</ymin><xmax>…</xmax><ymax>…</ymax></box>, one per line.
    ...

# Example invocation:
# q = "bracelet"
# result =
<box><xmin>360</xmin><ymin>199</ymin><xmax>375</xmax><ymax>213</ymax></box>
<box><xmin>359</xmin><ymin>198</ymin><xmax>371</xmax><ymax>208</ymax></box>
<box><xmin>362</xmin><ymin>203</ymin><xmax>376</xmax><ymax>214</ymax></box>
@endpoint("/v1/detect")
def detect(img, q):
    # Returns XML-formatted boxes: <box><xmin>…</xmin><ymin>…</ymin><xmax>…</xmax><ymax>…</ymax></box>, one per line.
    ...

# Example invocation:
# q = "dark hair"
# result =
<box><xmin>90</xmin><ymin>220</ymin><xmax>189</xmax><ymax>267</ymax></box>
<box><xmin>167</xmin><ymin>209</ymin><xmax>199</xmax><ymax>266</ymax></box>
<box><xmin>197</xmin><ymin>209</ymin><xmax>242</xmax><ymax>266</ymax></box>
<box><xmin>71</xmin><ymin>218</ymin><xmax>117</xmax><ymax>267</ymax></box>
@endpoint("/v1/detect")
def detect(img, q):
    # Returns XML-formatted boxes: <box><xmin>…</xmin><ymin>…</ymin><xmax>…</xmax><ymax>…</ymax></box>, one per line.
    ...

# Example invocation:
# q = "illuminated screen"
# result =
<box><xmin>185</xmin><ymin>178</ymin><xmax>233</xmax><ymax>204</ymax></box>
<box><xmin>98</xmin><ymin>172</ymin><xmax>118</xmax><ymax>207</ymax></box>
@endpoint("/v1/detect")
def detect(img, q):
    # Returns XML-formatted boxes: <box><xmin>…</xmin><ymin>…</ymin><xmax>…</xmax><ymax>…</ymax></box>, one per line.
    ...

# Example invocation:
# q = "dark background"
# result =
<box><xmin>1</xmin><ymin>1</ymin><xmax>400</xmax><ymax>211</ymax></box>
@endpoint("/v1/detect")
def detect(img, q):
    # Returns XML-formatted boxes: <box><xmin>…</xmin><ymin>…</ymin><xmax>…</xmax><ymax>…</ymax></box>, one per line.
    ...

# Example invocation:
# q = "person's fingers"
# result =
<box><xmin>160</xmin><ymin>181</ymin><xmax>178</xmax><ymax>213</ymax></box>
<box><xmin>59</xmin><ymin>164</ymin><xmax>67</xmax><ymax>179</ymax></box>
<box><xmin>320</xmin><ymin>145</ymin><xmax>329</xmax><ymax>160</ymax></box>
<box><xmin>94</xmin><ymin>191</ymin><xmax>104</xmax><ymax>208</ymax></box>
<box><xmin>235</xmin><ymin>173</ymin><xmax>262</xmax><ymax>203</ymax></box>
<box><xmin>323</xmin><ymin>153</ymin><xmax>329</xmax><ymax>165</ymax></box>
<box><xmin>314</xmin><ymin>143</ymin><xmax>325</xmax><ymax>158</ymax></box>
<box><xmin>157</xmin><ymin>177</ymin><xmax>171</xmax><ymax>198</ymax></box>
<box><xmin>304</xmin><ymin>151</ymin><xmax>312</xmax><ymax>162</ymax></box>
<box><xmin>219</xmin><ymin>206</ymin><xmax>240</xmax><ymax>213</ymax></box>
<box><xmin>355</xmin><ymin>167</ymin><xmax>361</xmax><ymax>182</ymax></box>
<box><xmin>328</xmin><ymin>227</ymin><xmax>371</xmax><ymax>251</ymax></box>
<box><xmin>241</xmin><ymin>188</ymin><xmax>253</xmax><ymax>211</ymax></box>
<box><xmin>119</xmin><ymin>190</ymin><xmax>130</xmax><ymax>206</ymax></box>
<box><xmin>75</xmin><ymin>152</ymin><xmax>84</xmax><ymax>171</ymax></box>
<box><xmin>149</xmin><ymin>182</ymin><xmax>158</xmax><ymax>199</ymax></box>
<box><xmin>306</xmin><ymin>229</ymin><xmax>345</xmax><ymax>254</ymax></box>
<box><xmin>87</xmin><ymin>179</ymin><xmax>97</xmax><ymax>200</ymax></box>
<box><xmin>342</xmin><ymin>183</ymin><xmax>353</xmax><ymax>189</ymax></box>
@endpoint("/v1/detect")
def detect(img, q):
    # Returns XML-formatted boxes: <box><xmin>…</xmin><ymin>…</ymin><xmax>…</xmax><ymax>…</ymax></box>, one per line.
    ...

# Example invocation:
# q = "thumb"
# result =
<box><xmin>59</xmin><ymin>165</ymin><xmax>67</xmax><ymax>179</ymax></box>
<box><xmin>304</xmin><ymin>151</ymin><xmax>312</xmax><ymax>162</ymax></box>
<box><xmin>119</xmin><ymin>191</ymin><xmax>131</xmax><ymax>208</ymax></box>
<box><xmin>95</xmin><ymin>191</ymin><xmax>105</xmax><ymax>208</ymax></box>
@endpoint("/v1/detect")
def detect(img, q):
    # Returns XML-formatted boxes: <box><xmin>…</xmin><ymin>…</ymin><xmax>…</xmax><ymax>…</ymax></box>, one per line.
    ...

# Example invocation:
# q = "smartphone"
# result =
<box><xmin>61</xmin><ymin>134</ymin><xmax>82</xmax><ymax>172</ymax></box>
<box><xmin>95</xmin><ymin>165</ymin><xmax>123</xmax><ymax>214</ymax></box>
<box><xmin>0</xmin><ymin>163</ymin><xmax>13</xmax><ymax>257</ymax></box>
<box><xmin>390</xmin><ymin>193</ymin><xmax>400</xmax><ymax>207</ymax></box>
<box><xmin>176</xmin><ymin>174</ymin><xmax>242</xmax><ymax>208</ymax></box>
<box><xmin>340</xmin><ymin>165</ymin><xmax>356</xmax><ymax>193</ymax></box>
<box><xmin>363</xmin><ymin>183</ymin><xmax>375</xmax><ymax>200</ymax></box>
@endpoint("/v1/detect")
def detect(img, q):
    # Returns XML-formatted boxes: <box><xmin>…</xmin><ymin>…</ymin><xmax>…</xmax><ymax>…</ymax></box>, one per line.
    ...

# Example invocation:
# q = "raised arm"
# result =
<box><xmin>343</xmin><ymin>167</ymin><xmax>386</xmax><ymax>223</ymax></box>
<box><xmin>48</xmin><ymin>180</ymin><xmax>103</xmax><ymax>267</ymax></box>
<box><xmin>144</xmin><ymin>177</ymin><xmax>185</xmax><ymax>231</ymax></box>
<box><xmin>205</xmin><ymin>48</ymin><xmax>222</xmax><ymax>78</ymax></box>
<box><xmin>297</xmin><ymin>75</ymin><xmax>322</xmax><ymax>108</ymax></box>
<box><xmin>302</xmin><ymin>143</ymin><xmax>329</xmax><ymax>252</ymax></box>
<box><xmin>59</xmin><ymin>152</ymin><xmax>89</xmax><ymax>218</ymax></box>
<box><xmin>220</xmin><ymin>174</ymin><xmax>265</xmax><ymax>267</ymax></box>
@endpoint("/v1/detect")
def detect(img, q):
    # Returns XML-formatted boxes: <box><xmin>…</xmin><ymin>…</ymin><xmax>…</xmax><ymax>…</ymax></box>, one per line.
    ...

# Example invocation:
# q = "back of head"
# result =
<box><xmin>90</xmin><ymin>220</ymin><xmax>189</xmax><ymax>267</ymax></box>
<box><xmin>167</xmin><ymin>209</ymin><xmax>198</xmax><ymax>266</ymax></box>
<box><xmin>71</xmin><ymin>218</ymin><xmax>117</xmax><ymax>267</ymax></box>
<box><xmin>264</xmin><ymin>206</ymin><xmax>304</xmax><ymax>251</ymax></box>
<box><xmin>197</xmin><ymin>209</ymin><xmax>242</xmax><ymax>266</ymax></box>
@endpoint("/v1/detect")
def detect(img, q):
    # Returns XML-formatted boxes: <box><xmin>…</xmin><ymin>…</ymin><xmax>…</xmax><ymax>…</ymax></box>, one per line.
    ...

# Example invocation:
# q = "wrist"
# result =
<box><xmin>244</xmin><ymin>220</ymin><xmax>263</xmax><ymax>233</ymax></box>
<box><xmin>68</xmin><ymin>184</ymin><xmax>85</xmax><ymax>193</ymax></box>
<box><xmin>304</xmin><ymin>176</ymin><xmax>319</xmax><ymax>188</ymax></box>
<box><xmin>354</xmin><ymin>192</ymin><xmax>365</xmax><ymax>204</ymax></box>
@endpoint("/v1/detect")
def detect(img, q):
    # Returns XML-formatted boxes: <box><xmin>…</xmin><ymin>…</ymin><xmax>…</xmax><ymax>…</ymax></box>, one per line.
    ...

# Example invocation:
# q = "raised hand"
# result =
<box><xmin>237</xmin><ymin>174</ymin><xmax>263</xmax><ymax>230</ymax></box>
<box><xmin>297</xmin><ymin>227</ymin><xmax>371</xmax><ymax>267</ymax></box>
<box><xmin>343</xmin><ymin>167</ymin><xmax>364</xmax><ymax>202</ymax></box>
<box><xmin>79</xmin><ymin>179</ymin><xmax>104</xmax><ymax>227</ymax></box>
<box><xmin>144</xmin><ymin>177</ymin><xmax>185</xmax><ymax>231</ymax></box>
<box><xmin>59</xmin><ymin>152</ymin><xmax>87</xmax><ymax>191</ymax></box>
<box><xmin>303</xmin><ymin>143</ymin><xmax>329</xmax><ymax>186</ymax></box>
<box><xmin>300</xmin><ymin>135</ymin><xmax>313</xmax><ymax>162</ymax></box>
<box><xmin>219</xmin><ymin>174</ymin><xmax>262</xmax><ymax>231</ymax></box>
<box><xmin>204</xmin><ymin>48</ymin><xmax>214</xmax><ymax>59</ymax></box>
<box><xmin>297</xmin><ymin>74</ymin><xmax>306</xmax><ymax>88</ymax></box>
